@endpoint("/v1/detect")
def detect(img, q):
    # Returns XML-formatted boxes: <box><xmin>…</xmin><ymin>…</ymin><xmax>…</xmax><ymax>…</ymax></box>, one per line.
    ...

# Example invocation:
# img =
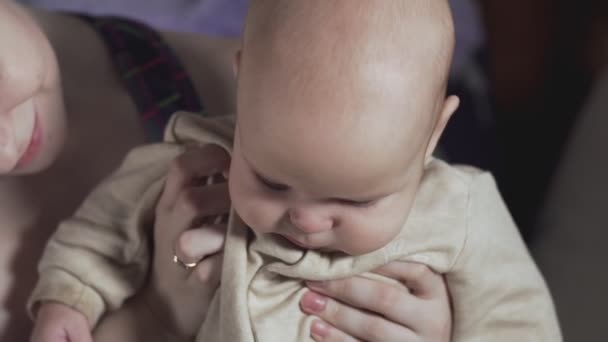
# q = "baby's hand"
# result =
<box><xmin>30</xmin><ymin>302</ymin><xmax>92</xmax><ymax>342</ymax></box>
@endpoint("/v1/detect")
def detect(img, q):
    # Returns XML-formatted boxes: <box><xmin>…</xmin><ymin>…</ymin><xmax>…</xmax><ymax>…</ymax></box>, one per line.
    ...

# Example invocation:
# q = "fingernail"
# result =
<box><xmin>311</xmin><ymin>320</ymin><xmax>330</xmax><ymax>338</ymax></box>
<box><xmin>301</xmin><ymin>292</ymin><xmax>328</xmax><ymax>313</ymax></box>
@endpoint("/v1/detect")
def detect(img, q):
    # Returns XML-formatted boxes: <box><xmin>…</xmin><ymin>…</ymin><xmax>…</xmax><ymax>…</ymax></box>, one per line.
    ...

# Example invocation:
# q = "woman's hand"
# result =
<box><xmin>300</xmin><ymin>262</ymin><xmax>452</xmax><ymax>342</ymax></box>
<box><xmin>141</xmin><ymin>145</ymin><xmax>231</xmax><ymax>338</ymax></box>
<box><xmin>94</xmin><ymin>145</ymin><xmax>232</xmax><ymax>342</ymax></box>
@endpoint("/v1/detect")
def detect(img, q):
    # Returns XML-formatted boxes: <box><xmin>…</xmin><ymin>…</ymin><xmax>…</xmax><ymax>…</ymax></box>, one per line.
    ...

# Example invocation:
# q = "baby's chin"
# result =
<box><xmin>274</xmin><ymin>233</ymin><xmax>381</xmax><ymax>256</ymax></box>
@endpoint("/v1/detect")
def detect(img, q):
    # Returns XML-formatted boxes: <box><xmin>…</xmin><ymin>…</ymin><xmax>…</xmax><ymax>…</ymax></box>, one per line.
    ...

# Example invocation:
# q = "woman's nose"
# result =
<box><xmin>288</xmin><ymin>207</ymin><xmax>334</xmax><ymax>234</ymax></box>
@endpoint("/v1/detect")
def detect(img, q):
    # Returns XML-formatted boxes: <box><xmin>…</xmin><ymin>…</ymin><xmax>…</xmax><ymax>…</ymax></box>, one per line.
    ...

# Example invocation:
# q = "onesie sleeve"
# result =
<box><xmin>447</xmin><ymin>173</ymin><xmax>562</xmax><ymax>341</ymax></box>
<box><xmin>27</xmin><ymin>112</ymin><xmax>236</xmax><ymax>327</ymax></box>
<box><xmin>27</xmin><ymin>142</ymin><xmax>184</xmax><ymax>327</ymax></box>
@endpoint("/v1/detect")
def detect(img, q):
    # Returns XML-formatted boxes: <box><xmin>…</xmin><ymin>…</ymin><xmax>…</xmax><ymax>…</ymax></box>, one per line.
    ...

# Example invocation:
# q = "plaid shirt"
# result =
<box><xmin>77</xmin><ymin>14</ymin><xmax>205</xmax><ymax>141</ymax></box>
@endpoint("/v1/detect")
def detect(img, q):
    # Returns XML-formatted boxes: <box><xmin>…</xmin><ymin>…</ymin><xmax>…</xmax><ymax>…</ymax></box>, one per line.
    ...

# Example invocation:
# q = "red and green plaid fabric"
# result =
<box><xmin>76</xmin><ymin>14</ymin><xmax>205</xmax><ymax>141</ymax></box>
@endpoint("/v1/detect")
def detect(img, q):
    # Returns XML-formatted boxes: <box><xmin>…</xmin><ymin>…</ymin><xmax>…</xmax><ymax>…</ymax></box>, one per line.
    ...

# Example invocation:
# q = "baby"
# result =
<box><xmin>30</xmin><ymin>0</ymin><xmax>561</xmax><ymax>341</ymax></box>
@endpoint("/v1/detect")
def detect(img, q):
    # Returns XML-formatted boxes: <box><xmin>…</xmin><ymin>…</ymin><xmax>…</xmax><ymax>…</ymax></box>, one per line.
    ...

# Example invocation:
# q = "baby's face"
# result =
<box><xmin>229</xmin><ymin>58</ymin><xmax>436</xmax><ymax>255</ymax></box>
<box><xmin>229</xmin><ymin>127</ymin><xmax>423</xmax><ymax>255</ymax></box>
<box><xmin>0</xmin><ymin>2</ymin><xmax>66</xmax><ymax>174</ymax></box>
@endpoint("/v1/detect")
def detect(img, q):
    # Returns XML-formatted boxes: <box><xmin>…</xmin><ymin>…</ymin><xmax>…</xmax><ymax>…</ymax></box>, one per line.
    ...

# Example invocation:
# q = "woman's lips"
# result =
<box><xmin>15</xmin><ymin>112</ymin><xmax>42</xmax><ymax>169</ymax></box>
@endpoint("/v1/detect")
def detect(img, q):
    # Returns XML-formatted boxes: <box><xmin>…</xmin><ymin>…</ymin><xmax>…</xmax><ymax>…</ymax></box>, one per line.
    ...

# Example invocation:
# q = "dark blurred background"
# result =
<box><xmin>18</xmin><ymin>0</ymin><xmax>608</xmax><ymax>339</ymax></box>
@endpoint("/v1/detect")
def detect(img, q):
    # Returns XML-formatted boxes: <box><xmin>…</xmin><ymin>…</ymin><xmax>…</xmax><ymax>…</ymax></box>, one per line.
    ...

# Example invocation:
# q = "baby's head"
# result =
<box><xmin>0</xmin><ymin>2</ymin><xmax>66</xmax><ymax>174</ymax></box>
<box><xmin>229</xmin><ymin>0</ymin><xmax>459</xmax><ymax>255</ymax></box>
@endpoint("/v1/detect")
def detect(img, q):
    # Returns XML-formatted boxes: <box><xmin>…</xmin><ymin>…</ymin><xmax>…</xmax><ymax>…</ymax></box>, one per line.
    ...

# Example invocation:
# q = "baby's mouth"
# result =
<box><xmin>0</xmin><ymin>101</ymin><xmax>36</xmax><ymax>172</ymax></box>
<box><xmin>280</xmin><ymin>233</ymin><xmax>323</xmax><ymax>250</ymax></box>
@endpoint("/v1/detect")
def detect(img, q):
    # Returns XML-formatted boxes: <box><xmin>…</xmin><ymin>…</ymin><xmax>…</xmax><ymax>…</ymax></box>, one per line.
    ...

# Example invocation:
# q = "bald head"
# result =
<box><xmin>230</xmin><ymin>3</ymin><xmax>460</xmax><ymax>250</ymax></box>
<box><xmin>236</xmin><ymin>0</ymin><xmax>458</xmax><ymax>177</ymax></box>
<box><xmin>240</xmin><ymin>0</ymin><xmax>455</xmax><ymax>102</ymax></box>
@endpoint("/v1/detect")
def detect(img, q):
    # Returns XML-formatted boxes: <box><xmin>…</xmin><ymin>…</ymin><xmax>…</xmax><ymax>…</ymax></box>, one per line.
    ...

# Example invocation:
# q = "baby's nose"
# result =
<box><xmin>288</xmin><ymin>207</ymin><xmax>334</xmax><ymax>234</ymax></box>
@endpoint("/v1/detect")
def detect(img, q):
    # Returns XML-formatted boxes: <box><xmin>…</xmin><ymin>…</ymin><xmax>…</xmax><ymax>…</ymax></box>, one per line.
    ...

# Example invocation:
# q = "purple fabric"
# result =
<box><xmin>19</xmin><ymin>0</ymin><xmax>249</xmax><ymax>37</ymax></box>
<box><xmin>20</xmin><ymin>0</ymin><xmax>483</xmax><ymax>73</ymax></box>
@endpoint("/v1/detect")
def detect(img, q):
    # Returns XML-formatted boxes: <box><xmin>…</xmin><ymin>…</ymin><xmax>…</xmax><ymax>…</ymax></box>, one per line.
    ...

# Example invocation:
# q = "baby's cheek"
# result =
<box><xmin>230</xmin><ymin>184</ymin><xmax>282</xmax><ymax>234</ymax></box>
<box><xmin>238</xmin><ymin>198</ymin><xmax>284</xmax><ymax>234</ymax></box>
<box><xmin>339</xmin><ymin>211</ymin><xmax>406</xmax><ymax>255</ymax></box>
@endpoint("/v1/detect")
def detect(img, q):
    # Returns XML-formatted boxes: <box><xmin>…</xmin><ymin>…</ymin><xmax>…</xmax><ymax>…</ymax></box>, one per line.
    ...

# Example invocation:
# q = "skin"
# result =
<box><xmin>230</xmin><ymin>0</ymin><xmax>459</xmax><ymax>255</ymax></box>
<box><xmin>0</xmin><ymin>1</ymin><xmax>66</xmax><ymax>174</ymax></box>
<box><xmin>0</xmin><ymin>1</ymin><xmax>237</xmax><ymax>340</ymax></box>
<box><xmin>93</xmin><ymin>146</ymin><xmax>452</xmax><ymax>342</ymax></box>
<box><xmin>0</xmin><ymin>0</ymin><xmax>454</xmax><ymax>341</ymax></box>
<box><xmin>97</xmin><ymin>0</ymin><xmax>458</xmax><ymax>340</ymax></box>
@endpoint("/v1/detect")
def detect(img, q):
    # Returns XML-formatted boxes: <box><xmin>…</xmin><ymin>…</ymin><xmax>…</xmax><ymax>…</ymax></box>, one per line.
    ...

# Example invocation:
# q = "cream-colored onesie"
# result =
<box><xmin>29</xmin><ymin>112</ymin><xmax>561</xmax><ymax>341</ymax></box>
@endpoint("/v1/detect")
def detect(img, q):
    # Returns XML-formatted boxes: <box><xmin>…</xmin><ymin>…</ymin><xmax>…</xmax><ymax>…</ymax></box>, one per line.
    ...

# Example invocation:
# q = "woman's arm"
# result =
<box><xmin>93</xmin><ymin>294</ymin><xmax>177</xmax><ymax>342</ymax></box>
<box><xmin>94</xmin><ymin>146</ymin><xmax>230</xmax><ymax>342</ymax></box>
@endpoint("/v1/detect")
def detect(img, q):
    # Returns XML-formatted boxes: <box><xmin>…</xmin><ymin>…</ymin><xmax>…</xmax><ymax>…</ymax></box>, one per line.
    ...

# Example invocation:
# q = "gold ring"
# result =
<box><xmin>173</xmin><ymin>254</ymin><xmax>199</xmax><ymax>270</ymax></box>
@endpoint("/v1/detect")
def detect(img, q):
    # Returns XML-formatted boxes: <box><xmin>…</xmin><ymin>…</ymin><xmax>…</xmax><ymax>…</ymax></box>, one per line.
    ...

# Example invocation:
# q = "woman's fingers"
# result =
<box><xmin>156</xmin><ymin>181</ymin><xmax>229</xmax><ymax>278</ymax></box>
<box><xmin>169</xmin><ymin>182</ymin><xmax>231</xmax><ymax>232</ymax></box>
<box><xmin>301</xmin><ymin>291</ymin><xmax>417</xmax><ymax>342</ymax></box>
<box><xmin>157</xmin><ymin>145</ymin><xmax>230</xmax><ymax>212</ymax></box>
<box><xmin>373</xmin><ymin>262</ymin><xmax>446</xmax><ymax>299</ymax></box>
<box><xmin>145</xmin><ymin>146</ymin><xmax>231</xmax><ymax>337</ymax></box>
<box><xmin>304</xmin><ymin>275</ymin><xmax>424</xmax><ymax>336</ymax></box>
<box><xmin>305</xmin><ymin>276</ymin><xmax>421</xmax><ymax>329</ymax></box>
<box><xmin>310</xmin><ymin>320</ymin><xmax>360</xmax><ymax>342</ymax></box>
<box><xmin>373</xmin><ymin>262</ymin><xmax>452</xmax><ymax>338</ymax></box>
<box><xmin>174</xmin><ymin>224</ymin><xmax>226</xmax><ymax>266</ymax></box>
<box><xmin>190</xmin><ymin>251</ymin><xmax>223</xmax><ymax>288</ymax></box>
<box><xmin>302</xmin><ymin>262</ymin><xmax>452</xmax><ymax>341</ymax></box>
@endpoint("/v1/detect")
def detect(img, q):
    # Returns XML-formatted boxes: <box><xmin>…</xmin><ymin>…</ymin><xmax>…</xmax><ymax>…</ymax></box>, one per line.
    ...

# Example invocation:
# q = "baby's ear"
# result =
<box><xmin>424</xmin><ymin>95</ymin><xmax>460</xmax><ymax>162</ymax></box>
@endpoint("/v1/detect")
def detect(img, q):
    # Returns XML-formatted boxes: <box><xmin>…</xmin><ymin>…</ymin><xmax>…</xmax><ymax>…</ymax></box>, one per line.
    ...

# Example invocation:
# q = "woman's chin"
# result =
<box><xmin>12</xmin><ymin>156</ymin><xmax>55</xmax><ymax>174</ymax></box>
<box><xmin>6</xmin><ymin>140</ymin><xmax>64</xmax><ymax>175</ymax></box>
<box><xmin>1</xmin><ymin>157</ymin><xmax>48</xmax><ymax>175</ymax></box>
<box><xmin>0</xmin><ymin>160</ymin><xmax>19</xmax><ymax>174</ymax></box>
<box><xmin>13</xmin><ymin>105</ymin><xmax>68</xmax><ymax>174</ymax></box>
